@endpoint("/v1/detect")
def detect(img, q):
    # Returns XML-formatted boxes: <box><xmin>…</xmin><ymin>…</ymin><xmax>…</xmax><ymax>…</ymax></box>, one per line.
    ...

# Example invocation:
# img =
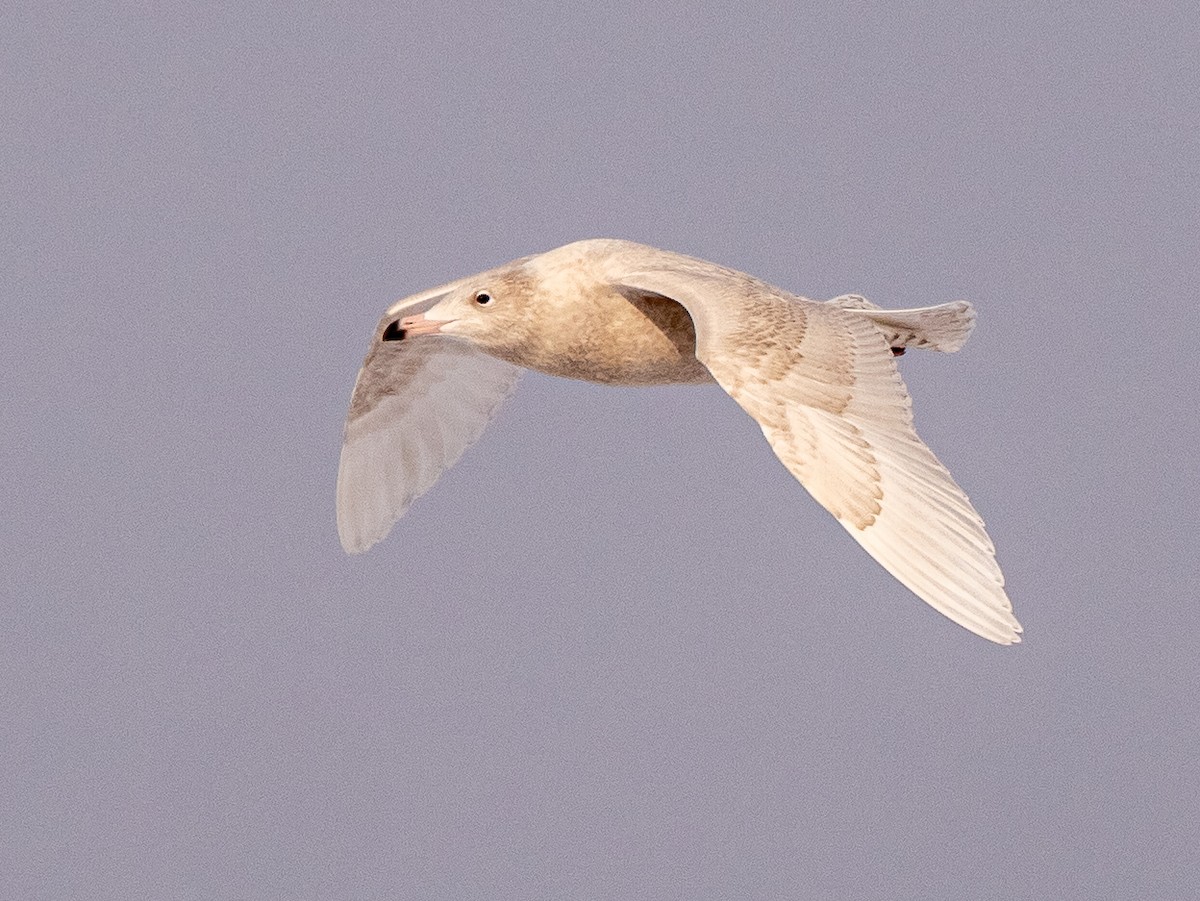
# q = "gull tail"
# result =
<box><xmin>827</xmin><ymin>295</ymin><xmax>977</xmax><ymax>353</ymax></box>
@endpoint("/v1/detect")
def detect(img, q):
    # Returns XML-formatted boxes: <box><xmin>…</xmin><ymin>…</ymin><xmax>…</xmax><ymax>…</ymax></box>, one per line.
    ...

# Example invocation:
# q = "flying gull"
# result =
<box><xmin>337</xmin><ymin>239</ymin><xmax>1022</xmax><ymax>644</ymax></box>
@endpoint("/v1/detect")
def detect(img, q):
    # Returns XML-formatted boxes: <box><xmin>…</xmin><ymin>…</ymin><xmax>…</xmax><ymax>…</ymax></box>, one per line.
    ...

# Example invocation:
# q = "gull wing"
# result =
<box><xmin>608</xmin><ymin>250</ymin><xmax>1020</xmax><ymax>643</ymax></box>
<box><xmin>337</xmin><ymin>294</ymin><xmax>521</xmax><ymax>553</ymax></box>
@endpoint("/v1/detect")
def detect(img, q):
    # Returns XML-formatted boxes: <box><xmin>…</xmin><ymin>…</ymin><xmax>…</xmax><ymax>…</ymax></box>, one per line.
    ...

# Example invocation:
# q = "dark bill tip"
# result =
<box><xmin>382</xmin><ymin>321</ymin><xmax>406</xmax><ymax>342</ymax></box>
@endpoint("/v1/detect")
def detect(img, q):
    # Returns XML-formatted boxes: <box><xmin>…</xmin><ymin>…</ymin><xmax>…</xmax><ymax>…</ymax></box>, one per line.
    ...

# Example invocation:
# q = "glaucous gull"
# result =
<box><xmin>338</xmin><ymin>239</ymin><xmax>1022</xmax><ymax>644</ymax></box>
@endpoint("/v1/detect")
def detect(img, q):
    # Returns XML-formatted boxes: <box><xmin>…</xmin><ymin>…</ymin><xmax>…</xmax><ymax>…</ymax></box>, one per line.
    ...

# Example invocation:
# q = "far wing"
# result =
<box><xmin>337</xmin><ymin>309</ymin><xmax>521</xmax><ymax>554</ymax></box>
<box><xmin>610</xmin><ymin>256</ymin><xmax>1020</xmax><ymax>644</ymax></box>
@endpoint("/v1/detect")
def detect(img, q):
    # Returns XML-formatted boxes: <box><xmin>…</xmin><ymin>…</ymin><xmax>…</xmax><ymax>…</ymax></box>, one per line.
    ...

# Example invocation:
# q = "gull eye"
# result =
<box><xmin>473</xmin><ymin>291</ymin><xmax>494</xmax><ymax>306</ymax></box>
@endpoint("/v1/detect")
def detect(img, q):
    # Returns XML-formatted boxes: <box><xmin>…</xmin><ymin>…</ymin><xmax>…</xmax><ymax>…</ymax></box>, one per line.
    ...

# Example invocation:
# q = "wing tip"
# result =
<box><xmin>339</xmin><ymin>534</ymin><xmax>376</xmax><ymax>555</ymax></box>
<box><xmin>989</xmin><ymin>628</ymin><xmax>1023</xmax><ymax>646</ymax></box>
<box><xmin>972</xmin><ymin>611</ymin><xmax>1023</xmax><ymax>645</ymax></box>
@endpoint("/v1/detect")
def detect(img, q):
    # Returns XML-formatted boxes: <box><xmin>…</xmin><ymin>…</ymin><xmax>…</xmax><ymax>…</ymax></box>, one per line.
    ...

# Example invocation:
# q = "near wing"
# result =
<box><xmin>612</xmin><ymin>258</ymin><xmax>1021</xmax><ymax>644</ymax></box>
<box><xmin>336</xmin><ymin>306</ymin><xmax>521</xmax><ymax>554</ymax></box>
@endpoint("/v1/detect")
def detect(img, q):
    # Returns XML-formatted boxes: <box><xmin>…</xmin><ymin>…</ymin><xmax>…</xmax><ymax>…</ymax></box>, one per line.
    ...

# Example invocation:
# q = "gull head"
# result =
<box><xmin>381</xmin><ymin>262</ymin><xmax>540</xmax><ymax>356</ymax></box>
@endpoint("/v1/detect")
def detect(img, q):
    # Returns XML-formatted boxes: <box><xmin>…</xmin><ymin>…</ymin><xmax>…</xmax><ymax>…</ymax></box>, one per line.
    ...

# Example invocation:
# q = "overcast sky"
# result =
<box><xmin>4</xmin><ymin>3</ymin><xmax>1198</xmax><ymax>899</ymax></box>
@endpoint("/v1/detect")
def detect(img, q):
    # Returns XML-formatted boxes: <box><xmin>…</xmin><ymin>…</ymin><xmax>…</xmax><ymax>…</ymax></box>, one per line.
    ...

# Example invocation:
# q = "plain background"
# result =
<box><xmin>4</xmin><ymin>2</ymin><xmax>1198</xmax><ymax>898</ymax></box>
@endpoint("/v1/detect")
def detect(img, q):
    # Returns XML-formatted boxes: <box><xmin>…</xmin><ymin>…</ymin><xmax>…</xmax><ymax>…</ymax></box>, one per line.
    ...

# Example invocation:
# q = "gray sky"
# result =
<box><xmin>4</xmin><ymin>2</ymin><xmax>1198</xmax><ymax>898</ymax></box>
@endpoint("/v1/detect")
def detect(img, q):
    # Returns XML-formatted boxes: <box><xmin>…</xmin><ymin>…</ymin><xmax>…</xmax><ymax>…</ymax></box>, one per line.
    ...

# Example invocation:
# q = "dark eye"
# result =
<box><xmin>474</xmin><ymin>291</ymin><xmax>494</xmax><ymax>306</ymax></box>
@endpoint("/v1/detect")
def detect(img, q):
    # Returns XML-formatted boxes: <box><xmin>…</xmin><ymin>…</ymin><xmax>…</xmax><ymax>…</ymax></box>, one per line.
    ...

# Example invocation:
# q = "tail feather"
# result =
<box><xmin>827</xmin><ymin>295</ymin><xmax>976</xmax><ymax>353</ymax></box>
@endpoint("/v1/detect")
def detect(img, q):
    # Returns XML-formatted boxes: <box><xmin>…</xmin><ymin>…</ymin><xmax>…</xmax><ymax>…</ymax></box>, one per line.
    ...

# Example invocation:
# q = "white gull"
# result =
<box><xmin>337</xmin><ymin>239</ymin><xmax>1022</xmax><ymax>644</ymax></box>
